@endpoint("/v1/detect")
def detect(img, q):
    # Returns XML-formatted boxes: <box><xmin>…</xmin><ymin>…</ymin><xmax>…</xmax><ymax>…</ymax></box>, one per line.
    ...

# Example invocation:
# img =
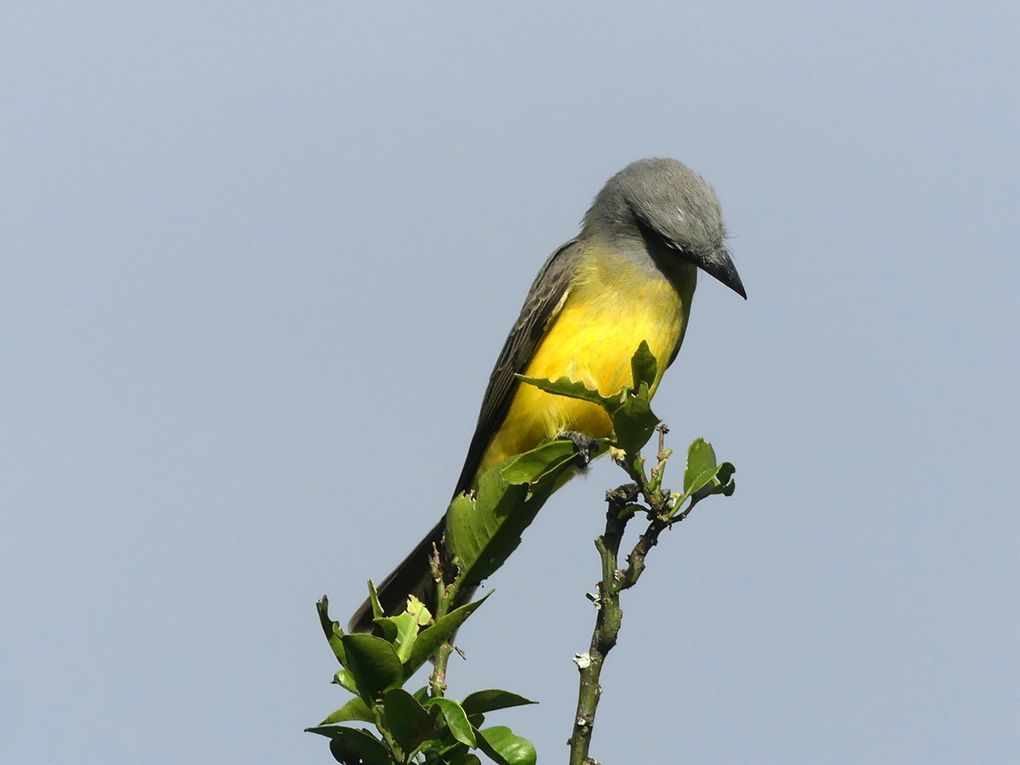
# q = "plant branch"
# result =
<box><xmin>569</xmin><ymin>425</ymin><xmax>705</xmax><ymax>765</ymax></box>
<box><xmin>428</xmin><ymin>542</ymin><xmax>458</xmax><ymax>698</ymax></box>
<box><xmin>372</xmin><ymin>704</ymin><xmax>405</xmax><ymax>762</ymax></box>
<box><xmin>567</xmin><ymin>485</ymin><xmax>633</xmax><ymax>765</ymax></box>
<box><xmin>619</xmin><ymin>516</ymin><xmax>667</xmax><ymax>590</ymax></box>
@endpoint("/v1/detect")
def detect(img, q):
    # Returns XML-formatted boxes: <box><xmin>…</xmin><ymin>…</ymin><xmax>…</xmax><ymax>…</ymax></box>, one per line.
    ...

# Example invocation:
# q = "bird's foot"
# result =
<box><xmin>559</xmin><ymin>430</ymin><xmax>601</xmax><ymax>467</ymax></box>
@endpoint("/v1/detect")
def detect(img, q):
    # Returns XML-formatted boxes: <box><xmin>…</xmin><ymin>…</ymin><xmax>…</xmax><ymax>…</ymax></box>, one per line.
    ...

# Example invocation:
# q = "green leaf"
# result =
<box><xmin>329</xmin><ymin>736</ymin><xmax>390</xmax><ymax>765</ymax></box>
<box><xmin>678</xmin><ymin>438</ymin><xmax>737</xmax><ymax>505</ymax></box>
<box><xmin>515</xmin><ymin>374</ymin><xmax>617</xmax><ymax>410</ymax></box>
<box><xmin>416</xmin><ymin>738</ymin><xmax>450</xmax><ymax>764</ymax></box>
<box><xmin>446</xmin><ymin>457</ymin><xmax>562</xmax><ymax>590</ymax></box>
<box><xmin>305</xmin><ymin>727</ymin><xmax>392</xmax><ymax>765</ymax></box>
<box><xmin>412</xmin><ymin>686</ymin><xmax>430</xmax><ymax>704</ymax></box>
<box><xmin>460</xmin><ymin>690</ymin><xmax>536</xmax><ymax>715</ymax></box>
<box><xmin>475</xmin><ymin>726</ymin><xmax>537</xmax><ymax>765</ymax></box>
<box><xmin>320</xmin><ymin>696</ymin><xmax>374</xmax><ymax>725</ymax></box>
<box><xmin>611</xmin><ymin>383</ymin><xmax>660</xmax><ymax>454</ymax></box>
<box><xmin>383</xmin><ymin>688</ymin><xmax>436</xmax><ymax>752</ymax></box>
<box><xmin>340</xmin><ymin>634</ymin><xmax>404</xmax><ymax>702</ymax></box>
<box><xmin>630</xmin><ymin>340</ymin><xmax>658</xmax><ymax>390</ymax></box>
<box><xmin>719</xmin><ymin>464</ymin><xmax>736</xmax><ymax>496</ymax></box>
<box><xmin>330</xmin><ymin>732</ymin><xmax>391</xmax><ymax>765</ymax></box>
<box><xmin>406</xmin><ymin>594</ymin><xmax>433</xmax><ymax>626</ymax></box>
<box><xmin>404</xmin><ymin>595</ymin><xmax>489</xmax><ymax>678</ymax></box>
<box><xmin>372</xmin><ymin>617</ymin><xmax>399</xmax><ymax>643</ymax></box>
<box><xmin>367</xmin><ymin>580</ymin><xmax>384</xmax><ymax>620</ymax></box>
<box><xmin>683</xmin><ymin>438</ymin><xmax>718</xmax><ymax>494</ymax></box>
<box><xmin>499</xmin><ymin>439</ymin><xmax>579</xmax><ymax>485</ymax></box>
<box><xmin>691</xmin><ymin>461</ymin><xmax>737</xmax><ymax>502</ymax></box>
<box><xmin>449</xmin><ymin>754</ymin><xmax>481</xmax><ymax>765</ymax></box>
<box><xmin>716</xmin><ymin>461</ymin><xmax>736</xmax><ymax>492</ymax></box>
<box><xmin>333</xmin><ymin>670</ymin><xmax>359</xmax><ymax>694</ymax></box>
<box><xmin>383</xmin><ymin>595</ymin><xmax>432</xmax><ymax>663</ymax></box>
<box><xmin>316</xmin><ymin>596</ymin><xmax>347</xmax><ymax>666</ymax></box>
<box><xmin>684</xmin><ymin>469</ymin><xmax>720</xmax><ymax>498</ymax></box>
<box><xmin>421</xmin><ymin>747</ymin><xmax>440</xmax><ymax>765</ymax></box>
<box><xmin>423</xmin><ymin>697</ymin><xmax>477</xmax><ymax>747</ymax></box>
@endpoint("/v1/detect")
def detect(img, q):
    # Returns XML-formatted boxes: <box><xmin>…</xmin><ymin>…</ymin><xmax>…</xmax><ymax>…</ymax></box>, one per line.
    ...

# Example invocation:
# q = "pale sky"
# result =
<box><xmin>2</xmin><ymin>2</ymin><xmax>1018</xmax><ymax>763</ymax></box>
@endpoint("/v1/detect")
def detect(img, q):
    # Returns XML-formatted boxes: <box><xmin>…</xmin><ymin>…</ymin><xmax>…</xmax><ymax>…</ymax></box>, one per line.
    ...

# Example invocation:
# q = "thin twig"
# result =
<box><xmin>428</xmin><ymin>542</ymin><xmax>456</xmax><ymax>698</ymax></box>
<box><xmin>567</xmin><ymin>490</ymin><xmax>632</xmax><ymax>765</ymax></box>
<box><xmin>569</xmin><ymin>425</ymin><xmax>699</xmax><ymax>765</ymax></box>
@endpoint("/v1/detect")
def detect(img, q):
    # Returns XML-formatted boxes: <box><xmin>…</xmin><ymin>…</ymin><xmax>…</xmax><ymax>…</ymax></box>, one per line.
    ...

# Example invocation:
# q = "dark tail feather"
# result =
<box><xmin>347</xmin><ymin>518</ymin><xmax>445</xmax><ymax>633</ymax></box>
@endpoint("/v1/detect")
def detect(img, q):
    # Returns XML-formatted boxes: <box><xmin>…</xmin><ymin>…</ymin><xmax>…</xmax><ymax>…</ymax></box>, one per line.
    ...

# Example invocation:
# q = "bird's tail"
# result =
<box><xmin>347</xmin><ymin>518</ymin><xmax>445</xmax><ymax>633</ymax></box>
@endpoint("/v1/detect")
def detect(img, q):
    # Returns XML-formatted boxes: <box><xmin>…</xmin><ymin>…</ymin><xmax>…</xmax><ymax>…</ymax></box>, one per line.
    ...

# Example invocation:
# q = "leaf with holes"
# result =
<box><xmin>403</xmin><ymin>595</ymin><xmax>489</xmax><ymax>678</ymax></box>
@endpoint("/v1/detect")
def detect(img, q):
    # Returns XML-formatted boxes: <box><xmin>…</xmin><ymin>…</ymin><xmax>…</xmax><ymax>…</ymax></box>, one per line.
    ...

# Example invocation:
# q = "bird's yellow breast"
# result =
<box><xmin>476</xmin><ymin>247</ymin><xmax>696</xmax><ymax>479</ymax></box>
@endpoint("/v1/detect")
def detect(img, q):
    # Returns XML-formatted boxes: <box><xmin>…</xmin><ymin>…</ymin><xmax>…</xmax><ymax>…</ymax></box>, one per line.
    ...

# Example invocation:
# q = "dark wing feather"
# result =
<box><xmin>452</xmin><ymin>239</ymin><xmax>581</xmax><ymax>495</ymax></box>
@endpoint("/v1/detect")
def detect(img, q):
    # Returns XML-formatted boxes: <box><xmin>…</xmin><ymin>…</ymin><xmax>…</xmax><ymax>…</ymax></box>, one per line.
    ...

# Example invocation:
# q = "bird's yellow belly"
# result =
<box><xmin>476</xmin><ymin>261</ymin><xmax>693</xmax><ymax>479</ymax></box>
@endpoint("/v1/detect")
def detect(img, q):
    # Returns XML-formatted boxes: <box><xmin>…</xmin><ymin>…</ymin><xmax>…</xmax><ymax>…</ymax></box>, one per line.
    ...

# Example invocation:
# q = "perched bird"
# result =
<box><xmin>350</xmin><ymin>158</ymin><xmax>745</xmax><ymax>631</ymax></box>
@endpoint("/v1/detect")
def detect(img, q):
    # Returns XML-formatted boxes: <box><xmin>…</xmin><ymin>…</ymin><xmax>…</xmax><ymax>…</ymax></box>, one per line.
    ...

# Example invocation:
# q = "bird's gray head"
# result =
<box><xmin>584</xmin><ymin>158</ymin><xmax>746</xmax><ymax>298</ymax></box>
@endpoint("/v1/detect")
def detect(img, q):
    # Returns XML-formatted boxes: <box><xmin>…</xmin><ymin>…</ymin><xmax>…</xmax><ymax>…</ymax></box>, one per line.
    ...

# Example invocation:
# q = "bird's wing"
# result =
<box><xmin>452</xmin><ymin>239</ymin><xmax>582</xmax><ymax>495</ymax></box>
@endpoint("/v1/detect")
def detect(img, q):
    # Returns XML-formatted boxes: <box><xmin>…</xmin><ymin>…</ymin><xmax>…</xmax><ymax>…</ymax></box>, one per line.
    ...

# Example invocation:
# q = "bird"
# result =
<box><xmin>349</xmin><ymin>157</ymin><xmax>745</xmax><ymax>632</ymax></box>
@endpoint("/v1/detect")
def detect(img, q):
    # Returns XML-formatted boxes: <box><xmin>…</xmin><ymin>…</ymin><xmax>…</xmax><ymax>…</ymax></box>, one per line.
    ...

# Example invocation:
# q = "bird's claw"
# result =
<box><xmin>559</xmin><ymin>430</ymin><xmax>600</xmax><ymax>467</ymax></box>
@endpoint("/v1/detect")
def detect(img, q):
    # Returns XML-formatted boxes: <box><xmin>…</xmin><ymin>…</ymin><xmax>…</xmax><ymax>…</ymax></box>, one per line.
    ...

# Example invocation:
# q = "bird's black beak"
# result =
<box><xmin>696</xmin><ymin>245</ymin><xmax>746</xmax><ymax>299</ymax></box>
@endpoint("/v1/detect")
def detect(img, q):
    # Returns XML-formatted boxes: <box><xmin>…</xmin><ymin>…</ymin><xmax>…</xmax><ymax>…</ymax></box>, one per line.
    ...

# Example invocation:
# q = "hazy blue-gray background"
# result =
<box><xmin>3</xmin><ymin>2</ymin><xmax>1018</xmax><ymax>763</ymax></box>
